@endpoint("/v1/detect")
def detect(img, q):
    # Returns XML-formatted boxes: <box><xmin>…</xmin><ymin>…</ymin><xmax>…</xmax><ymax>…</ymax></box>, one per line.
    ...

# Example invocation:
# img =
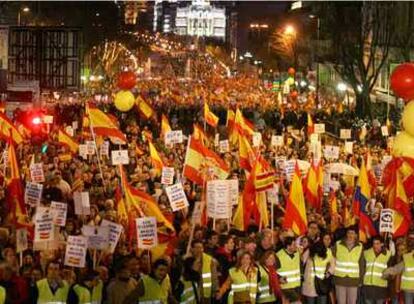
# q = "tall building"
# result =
<box><xmin>153</xmin><ymin>0</ymin><xmax>178</xmax><ymax>33</ymax></box>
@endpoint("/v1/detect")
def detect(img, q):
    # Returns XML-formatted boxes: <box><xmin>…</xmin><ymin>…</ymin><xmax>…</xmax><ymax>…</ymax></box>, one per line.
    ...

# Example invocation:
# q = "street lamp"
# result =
<box><xmin>284</xmin><ymin>25</ymin><xmax>296</xmax><ymax>36</ymax></box>
<box><xmin>18</xmin><ymin>6</ymin><xmax>30</xmax><ymax>26</ymax></box>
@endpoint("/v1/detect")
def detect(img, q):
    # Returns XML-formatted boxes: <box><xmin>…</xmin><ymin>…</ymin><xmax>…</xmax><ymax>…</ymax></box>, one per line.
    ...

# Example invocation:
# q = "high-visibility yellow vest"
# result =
<box><xmin>334</xmin><ymin>241</ymin><xmax>363</xmax><ymax>278</ymax></box>
<box><xmin>201</xmin><ymin>253</ymin><xmax>213</xmax><ymax>297</ymax></box>
<box><xmin>73</xmin><ymin>280</ymin><xmax>103</xmax><ymax>304</ymax></box>
<box><xmin>228</xmin><ymin>267</ymin><xmax>258</xmax><ymax>304</ymax></box>
<box><xmin>179</xmin><ymin>278</ymin><xmax>197</xmax><ymax>304</ymax></box>
<box><xmin>311</xmin><ymin>253</ymin><xmax>331</xmax><ymax>280</ymax></box>
<box><xmin>276</xmin><ymin>249</ymin><xmax>301</xmax><ymax>289</ymax></box>
<box><xmin>363</xmin><ymin>249</ymin><xmax>390</xmax><ymax>288</ymax></box>
<box><xmin>36</xmin><ymin>278</ymin><xmax>69</xmax><ymax>304</ymax></box>
<box><xmin>257</xmin><ymin>265</ymin><xmax>276</xmax><ymax>303</ymax></box>
<box><xmin>138</xmin><ymin>274</ymin><xmax>169</xmax><ymax>304</ymax></box>
<box><xmin>401</xmin><ymin>252</ymin><xmax>414</xmax><ymax>291</ymax></box>
<box><xmin>0</xmin><ymin>286</ymin><xmax>5</xmax><ymax>304</ymax></box>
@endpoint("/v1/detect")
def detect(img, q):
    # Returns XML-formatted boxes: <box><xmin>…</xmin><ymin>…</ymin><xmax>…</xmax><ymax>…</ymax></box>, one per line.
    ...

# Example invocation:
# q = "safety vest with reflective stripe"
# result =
<box><xmin>311</xmin><ymin>252</ymin><xmax>331</xmax><ymax>280</ymax></box>
<box><xmin>276</xmin><ymin>249</ymin><xmax>301</xmax><ymax>290</ymax></box>
<box><xmin>228</xmin><ymin>267</ymin><xmax>258</xmax><ymax>304</ymax></box>
<box><xmin>179</xmin><ymin>279</ymin><xmax>197</xmax><ymax>304</ymax></box>
<box><xmin>36</xmin><ymin>278</ymin><xmax>69</xmax><ymax>304</ymax></box>
<box><xmin>363</xmin><ymin>248</ymin><xmax>390</xmax><ymax>288</ymax></box>
<box><xmin>0</xmin><ymin>286</ymin><xmax>5</xmax><ymax>304</ymax></box>
<box><xmin>72</xmin><ymin>280</ymin><xmax>103</xmax><ymax>304</ymax></box>
<box><xmin>401</xmin><ymin>252</ymin><xmax>414</xmax><ymax>291</ymax></box>
<box><xmin>334</xmin><ymin>241</ymin><xmax>363</xmax><ymax>278</ymax></box>
<box><xmin>201</xmin><ymin>253</ymin><xmax>213</xmax><ymax>297</ymax></box>
<box><xmin>138</xmin><ymin>275</ymin><xmax>169</xmax><ymax>304</ymax></box>
<box><xmin>257</xmin><ymin>265</ymin><xmax>276</xmax><ymax>303</ymax></box>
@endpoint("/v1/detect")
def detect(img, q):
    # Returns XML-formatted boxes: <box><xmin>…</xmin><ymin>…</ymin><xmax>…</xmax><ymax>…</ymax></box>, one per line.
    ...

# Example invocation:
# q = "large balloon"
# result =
<box><xmin>390</xmin><ymin>63</ymin><xmax>414</xmax><ymax>101</ymax></box>
<box><xmin>117</xmin><ymin>71</ymin><xmax>136</xmax><ymax>90</ymax></box>
<box><xmin>402</xmin><ymin>101</ymin><xmax>414</xmax><ymax>137</ymax></box>
<box><xmin>288</xmin><ymin>67</ymin><xmax>295</xmax><ymax>76</ymax></box>
<box><xmin>392</xmin><ymin>131</ymin><xmax>414</xmax><ymax>157</ymax></box>
<box><xmin>114</xmin><ymin>90</ymin><xmax>135</xmax><ymax>112</ymax></box>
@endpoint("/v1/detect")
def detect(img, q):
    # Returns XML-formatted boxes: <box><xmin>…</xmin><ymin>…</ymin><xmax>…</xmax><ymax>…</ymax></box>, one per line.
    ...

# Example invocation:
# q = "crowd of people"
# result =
<box><xmin>0</xmin><ymin>69</ymin><xmax>408</xmax><ymax>304</ymax></box>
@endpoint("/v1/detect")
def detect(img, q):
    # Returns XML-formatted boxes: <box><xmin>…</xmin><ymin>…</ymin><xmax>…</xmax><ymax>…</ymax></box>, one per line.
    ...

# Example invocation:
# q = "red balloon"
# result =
<box><xmin>288</xmin><ymin>67</ymin><xmax>296</xmax><ymax>76</ymax></box>
<box><xmin>117</xmin><ymin>71</ymin><xmax>136</xmax><ymax>90</ymax></box>
<box><xmin>390</xmin><ymin>63</ymin><xmax>414</xmax><ymax>101</ymax></box>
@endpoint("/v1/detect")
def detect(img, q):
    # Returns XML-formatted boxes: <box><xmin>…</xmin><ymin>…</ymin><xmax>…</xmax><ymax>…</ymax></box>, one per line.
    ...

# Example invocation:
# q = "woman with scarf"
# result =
<box><xmin>257</xmin><ymin>250</ymin><xmax>282</xmax><ymax>303</ymax></box>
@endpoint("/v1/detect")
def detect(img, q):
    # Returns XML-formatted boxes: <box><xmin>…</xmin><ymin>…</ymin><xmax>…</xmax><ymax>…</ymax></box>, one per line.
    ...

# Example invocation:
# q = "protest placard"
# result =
<box><xmin>79</xmin><ymin>144</ymin><xmax>88</xmax><ymax>159</ymax></box>
<box><xmin>161</xmin><ymin>167</ymin><xmax>175</xmax><ymax>185</ymax></box>
<box><xmin>65</xmin><ymin>126</ymin><xmax>74</xmax><ymax>137</ymax></box>
<box><xmin>85</xmin><ymin>141</ymin><xmax>95</xmax><ymax>155</ymax></box>
<box><xmin>165</xmin><ymin>183</ymin><xmax>189</xmax><ymax>212</ymax></box>
<box><xmin>81</xmin><ymin>225</ymin><xmax>110</xmax><ymax>250</ymax></box>
<box><xmin>214</xmin><ymin>134</ymin><xmax>220</xmax><ymax>147</ymax></box>
<box><xmin>101</xmin><ymin>219</ymin><xmax>124</xmax><ymax>253</ymax></box>
<box><xmin>50</xmin><ymin>201</ymin><xmax>67</xmax><ymax>227</ymax></box>
<box><xmin>111</xmin><ymin>150</ymin><xmax>129</xmax><ymax>165</ymax></box>
<box><xmin>323</xmin><ymin>145</ymin><xmax>340</xmax><ymax>160</ymax></box>
<box><xmin>379</xmin><ymin>209</ymin><xmax>394</xmax><ymax>233</ymax></box>
<box><xmin>284</xmin><ymin>160</ymin><xmax>296</xmax><ymax>181</ymax></box>
<box><xmin>229</xmin><ymin>179</ymin><xmax>239</xmax><ymax>205</ymax></box>
<box><xmin>165</xmin><ymin>130</ymin><xmax>183</xmax><ymax>145</ymax></box>
<box><xmin>310</xmin><ymin>141</ymin><xmax>322</xmax><ymax>161</ymax></box>
<box><xmin>219</xmin><ymin>140</ymin><xmax>229</xmax><ymax>153</ymax></box>
<box><xmin>252</xmin><ymin>132</ymin><xmax>262</xmax><ymax>147</ymax></box>
<box><xmin>73</xmin><ymin>192</ymin><xmax>90</xmax><ymax>215</ymax></box>
<box><xmin>136</xmin><ymin>217</ymin><xmax>158</xmax><ymax>249</ymax></box>
<box><xmin>314</xmin><ymin>123</ymin><xmax>325</xmax><ymax>134</ymax></box>
<box><xmin>207</xmin><ymin>180</ymin><xmax>232</xmax><ymax>219</ymax></box>
<box><xmin>340</xmin><ymin>129</ymin><xmax>352</xmax><ymax>140</ymax></box>
<box><xmin>191</xmin><ymin>201</ymin><xmax>203</xmax><ymax>225</ymax></box>
<box><xmin>30</xmin><ymin>163</ymin><xmax>45</xmax><ymax>183</ymax></box>
<box><xmin>345</xmin><ymin>141</ymin><xmax>354</xmax><ymax>155</ymax></box>
<box><xmin>64</xmin><ymin>236</ymin><xmax>87</xmax><ymax>268</ymax></box>
<box><xmin>16</xmin><ymin>228</ymin><xmax>28</xmax><ymax>253</ymax></box>
<box><xmin>271</xmin><ymin>135</ymin><xmax>284</xmax><ymax>147</ymax></box>
<box><xmin>34</xmin><ymin>207</ymin><xmax>54</xmax><ymax>242</ymax></box>
<box><xmin>381</xmin><ymin>126</ymin><xmax>389</xmax><ymax>137</ymax></box>
<box><xmin>25</xmin><ymin>182</ymin><xmax>43</xmax><ymax>206</ymax></box>
<box><xmin>100</xmin><ymin>141</ymin><xmax>109</xmax><ymax>157</ymax></box>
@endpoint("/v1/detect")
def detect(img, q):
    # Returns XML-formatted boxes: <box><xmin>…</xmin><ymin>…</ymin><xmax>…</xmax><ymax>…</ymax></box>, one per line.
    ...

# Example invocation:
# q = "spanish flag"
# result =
<box><xmin>183</xmin><ymin>137</ymin><xmax>229</xmax><ymax>185</ymax></box>
<box><xmin>307</xmin><ymin>113</ymin><xmax>314</xmax><ymax>135</ymax></box>
<box><xmin>230</xmin><ymin>109</ymin><xmax>254</xmax><ymax>145</ymax></box>
<box><xmin>57</xmin><ymin>129</ymin><xmax>79</xmax><ymax>154</ymax></box>
<box><xmin>329</xmin><ymin>190</ymin><xmax>340</xmax><ymax>232</ymax></box>
<box><xmin>283</xmin><ymin>163</ymin><xmax>307</xmax><ymax>235</ymax></box>
<box><xmin>136</xmin><ymin>96</ymin><xmax>154</xmax><ymax>119</ymax></box>
<box><xmin>193</xmin><ymin>124</ymin><xmax>209</xmax><ymax>145</ymax></box>
<box><xmin>239</xmin><ymin>134</ymin><xmax>255</xmax><ymax>171</ymax></box>
<box><xmin>87</xmin><ymin>103</ymin><xmax>126</xmax><ymax>144</ymax></box>
<box><xmin>160</xmin><ymin>114</ymin><xmax>171</xmax><ymax>139</ymax></box>
<box><xmin>149</xmin><ymin>141</ymin><xmax>164</xmax><ymax>175</ymax></box>
<box><xmin>204</xmin><ymin>103</ymin><xmax>219</xmax><ymax>128</ymax></box>
<box><xmin>0</xmin><ymin>113</ymin><xmax>23</xmax><ymax>145</ymax></box>
<box><xmin>304</xmin><ymin>163</ymin><xmax>320</xmax><ymax>209</ymax></box>
<box><xmin>226</xmin><ymin>109</ymin><xmax>235</xmax><ymax>130</ymax></box>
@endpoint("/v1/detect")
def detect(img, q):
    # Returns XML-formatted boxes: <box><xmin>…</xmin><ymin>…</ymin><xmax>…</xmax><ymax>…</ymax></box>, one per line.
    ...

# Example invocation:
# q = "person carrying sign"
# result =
<box><xmin>67</xmin><ymin>270</ymin><xmax>103</xmax><ymax>304</ymax></box>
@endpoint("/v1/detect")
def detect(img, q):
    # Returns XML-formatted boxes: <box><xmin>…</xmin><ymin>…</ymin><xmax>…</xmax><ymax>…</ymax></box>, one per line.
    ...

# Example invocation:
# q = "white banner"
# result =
<box><xmin>73</xmin><ymin>192</ymin><xmax>90</xmax><ymax>215</ymax></box>
<box><xmin>25</xmin><ymin>182</ymin><xmax>43</xmax><ymax>206</ymax></box>
<box><xmin>30</xmin><ymin>163</ymin><xmax>45</xmax><ymax>183</ymax></box>
<box><xmin>81</xmin><ymin>225</ymin><xmax>110</xmax><ymax>250</ymax></box>
<box><xmin>165</xmin><ymin>183</ymin><xmax>189</xmax><ymax>212</ymax></box>
<box><xmin>34</xmin><ymin>207</ymin><xmax>54</xmax><ymax>242</ymax></box>
<box><xmin>136</xmin><ymin>217</ymin><xmax>158</xmax><ymax>249</ymax></box>
<box><xmin>340</xmin><ymin>129</ymin><xmax>352</xmax><ymax>140</ymax></box>
<box><xmin>379</xmin><ymin>209</ymin><xmax>394</xmax><ymax>233</ymax></box>
<box><xmin>165</xmin><ymin>130</ymin><xmax>183</xmax><ymax>145</ymax></box>
<box><xmin>101</xmin><ymin>219</ymin><xmax>124</xmax><ymax>253</ymax></box>
<box><xmin>111</xmin><ymin>150</ymin><xmax>129</xmax><ymax>165</ymax></box>
<box><xmin>161</xmin><ymin>167</ymin><xmax>175</xmax><ymax>185</ymax></box>
<box><xmin>207</xmin><ymin>180</ymin><xmax>232</xmax><ymax>219</ymax></box>
<box><xmin>64</xmin><ymin>236</ymin><xmax>87</xmax><ymax>268</ymax></box>
<box><xmin>50</xmin><ymin>201</ymin><xmax>67</xmax><ymax>227</ymax></box>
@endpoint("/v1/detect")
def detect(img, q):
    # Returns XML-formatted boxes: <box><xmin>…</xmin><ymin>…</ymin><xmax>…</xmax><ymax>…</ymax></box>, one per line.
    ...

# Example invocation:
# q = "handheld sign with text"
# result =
<box><xmin>340</xmin><ymin>129</ymin><xmax>351</xmax><ymax>140</ymax></box>
<box><xmin>73</xmin><ymin>192</ymin><xmax>91</xmax><ymax>215</ymax></box>
<box><xmin>214</xmin><ymin>134</ymin><xmax>220</xmax><ymax>147</ymax></box>
<box><xmin>229</xmin><ymin>179</ymin><xmax>239</xmax><ymax>205</ymax></box>
<box><xmin>50</xmin><ymin>201</ymin><xmax>67</xmax><ymax>227</ymax></box>
<box><xmin>85</xmin><ymin>141</ymin><xmax>95</xmax><ymax>155</ymax></box>
<box><xmin>64</xmin><ymin>236</ymin><xmax>88</xmax><ymax>268</ymax></box>
<box><xmin>381</xmin><ymin>126</ymin><xmax>389</xmax><ymax>137</ymax></box>
<box><xmin>219</xmin><ymin>140</ymin><xmax>229</xmax><ymax>153</ymax></box>
<box><xmin>79</xmin><ymin>144</ymin><xmax>88</xmax><ymax>159</ymax></box>
<box><xmin>165</xmin><ymin>183</ymin><xmax>189</xmax><ymax>212</ymax></box>
<box><xmin>101</xmin><ymin>219</ymin><xmax>124</xmax><ymax>253</ymax></box>
<box><xmin>30</xmin><ymin>163</ymin><xmax>45</xmax><ymax>183</ymax></box>
<box><xmin>81</xmin><ymin>225</ymin><xmax>110</xmax><ymax>250</ymax></box>
<box><xmin>136</xmin><ymin>217</ymin><xmax>158</xmax><ymax>249</ymax></box>
<box><xmin>111</xmin><ymin>150</ymin><xmax>129</xmax><ymax>165</ymax></box>
<box><xmin>379</xmin><ymin>209</ymin><xmax>394</xmax><ymax>233</ymax></box>
<box><xmin>252</xmin><ymin>132</ymin><xmax>262</xmax><ymax>147</ymax></box>
<box><xmin>16</xmin><ymin>228</ymin><xmax>28</xmax><ymax>253</ymax></box>
<box><xmin>34</xmin><ymin>207</ymin><xmax>54</xmax><ymax>242</ymax></box>
<box><xmin>314</xmin><ymin>123</ymin><xmax>325</xmax><ymax>134</ymax></box>
<box><xmin>165</xmin><ymin>130</ymin><xmax>183</xmax><ymax>145</ymax></box>
<box><xmin>345</xmin><ymin>141</ymin><xmax>354</xmax><ymax>155</ymax></box>
<box><xmin>271</xmin><ymin>135</ymin><xmax>284</xmax><ymax>147</ymax></box>
<box><xmin>323</xmin><ymin>145</ymin><xmax>340</xmax><ymax>160</ymax></box>
<box><xmin>25</xmin><ymin>182</ymin><xmax>43</xmax><ymax>206</ymax></box>
<box><xmin>100</xmin><ymin>141</ymin><xmax>109</xmax><ymax>157</ymax></box>
<box><xmin>207</xmin><ymin>180</ymin><xmax>232</xmax><ymax>219</ymax></box>
<box><xmin>191</xmin><ymin>201</ymin><xmax>203</xmax><ymax>225</ymax></box>
<box><xmin>161</xmin><ymin>167</ymin><xmax>175</xmax><ymax>185</ymax></box>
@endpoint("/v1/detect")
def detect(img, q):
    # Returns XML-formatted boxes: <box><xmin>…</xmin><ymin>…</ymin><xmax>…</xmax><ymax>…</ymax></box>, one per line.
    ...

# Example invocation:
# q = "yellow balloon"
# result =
<box><xmin>392</xmin><ymin>131</ymin><xmax>414</xmax><ymax>157</ymax></box>
<box><xmin>114</xmin><ymin>90</ymin><xmax>135</xmax><ymax>112</ymax></box>
<box><xmin>402</xmin><ymin>101</ymin><xmax>414</xmax><ymax>137</ymax></box>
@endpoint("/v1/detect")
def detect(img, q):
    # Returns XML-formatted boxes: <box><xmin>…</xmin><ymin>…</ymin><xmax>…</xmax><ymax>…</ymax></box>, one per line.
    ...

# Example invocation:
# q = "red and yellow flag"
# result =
<box><xmin>329</xmin><ymin>190</ymin><xmax>340</xmax><ymax>232</ymax></box>
<box><xmin>0</xmin><ymin>113</ymin><xmax>23</xmax><ymax>145</ymax></box>
<box><xmin>149</xmin><ymin>141</ymin><xmax>164</xmax><ymax>175</ymax></box>
<box><xmin>304</xmin><ymin>163</ymin><xmax>320</xmax><ymax>209</ymax></box>
<box><xmin>87</xmin><ymin>103</ymin><xmax>126</xmax><ymax>144</ymax></box>
<box><xmin>136</xmin><ymin>96</ymin><xmax>154</xmax><ymax>119</ymax></box>
<box><xmin>193</xmin><ymin>124</ymin><xmax>209</xmax><ymax>145</ymax></box>
<box><xmin>230</xmin><ymin>109</ymin><xmax>254</xmax><ymax>145</ymax></box>
<box><xmin>160</xmin><ymin>114</ymin><xmax>171</xmax><ymax>139</ymax></box>
<box><xmin>204</xmin><ymin>103</ymin><xmax>219</xmax><ymax>128</ymax></box>
<box><xmin>239</xmin><ymin>134</ymin><xmax>255</xmax><ymax>171</ymax></box>
<box><xmin>307</xmin><ymin>113</ymin><xmax>314</xmax><ymax>135</ymax></box>
<box><xmin>57</xmin><ymin>129</ymin><xmax>79</xmax><ymax>154</ymax></box>
<box><xmin>283</xmin><ymin>163</ymin><xmax>307</xmax><ymax>235</ymax></box>
<box><xmin>183</xmin><ymin>137</ymin><xmax>229</xmax><ymax>185</ymax></box>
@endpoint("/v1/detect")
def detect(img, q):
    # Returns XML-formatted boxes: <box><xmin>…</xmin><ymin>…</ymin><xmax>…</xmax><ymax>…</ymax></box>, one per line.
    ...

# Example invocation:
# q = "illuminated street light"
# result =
<box><xmin>284</xmin><ymin>25</ymin><xmax>296</xmax><ymax>35</ymax></box>
<box><xmin>18</xmin><ymin>6</ymin><xmax>30</xmax><ymax>26</ymax></box>
<box><xmin>337</xmin><ymin>82</ymin><xmax>347</xmax><ymax>92</ymax></box>
<box><xmin>22</xmin><ymin>7</ymin><xmax>30</xmax><ymax>13</ymax></box>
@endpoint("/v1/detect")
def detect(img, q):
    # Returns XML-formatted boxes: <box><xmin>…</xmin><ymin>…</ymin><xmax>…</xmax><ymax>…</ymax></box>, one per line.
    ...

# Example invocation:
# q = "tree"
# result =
<box><xmin>270</xmin><ymin>28</ymin><xmax>299</xmax><ymax>69</ymax></box>
<box><xmin>394</xmin><ymin>2</ymin><xmax>414</xmax><ymax>62</ymax></box>
<box><xmin>319</xmin><ymin>2</ymin><xmax>394</xmax><ymax>118</ymax></box>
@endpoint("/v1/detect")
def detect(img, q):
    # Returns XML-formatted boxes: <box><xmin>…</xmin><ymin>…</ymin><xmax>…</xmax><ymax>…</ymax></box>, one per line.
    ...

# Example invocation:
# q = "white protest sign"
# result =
<box><xmin>340</xmin><ymin>129</ymin><xmax>352</xmax><ymax>140</ymax></box>
<box><xmin>79</xmin><ymin>144</ymin><xmax>88</xmax><ymax>159</ymax></box>
<box><xmin>85</xmin><ymin>141</ymin><xmax>95</xmax><ymax>155</ymax></box>
<box><xmin>25</xmin><ymin>182</ymin><xmax>43</xmax><ymax>206</ymax></box>
<box><xmin>271</xmin><ymin>135</ymin><xmax>284</xmax><ymax>147</ymax></box>
<box><xmin>81</xmin><ymin>225</ymin><xmax>110</xmax><ymax>250</ymax></box>
<box><xmin>165</xmin><ymin>183</ymin><xmax>189</xmax><ymax>212</ymax></box>
<box><xmin>165</xmin><ymin>130</ymin><xmax>183</xmax><ymax>145</ymax></box>
<box><xmin>323</xmin><ymin>145</ymin><xmax>340</xmax><ymax>160</ymax></box>
<box><xmin>381</xmin><ymin>126</ymin><xmax>389</xmax><ymax>137</ymax></box>
<box><xmin>229</xmin><ymin>179</ymin><xmax>239</xmax><ymax>206</ymax></box>
<box><xmin>101</xmin><ymin>219</ymin><xmax>124</xmax><ymax>253</ymax></box>
<box><xmin>136</xmin><ymin>217</ymin><xmax>158</xmax><ymax>249</ymax></box>
<box><xmin>50</xmin><ymin>201</ymin><xmax>67</xmax><ymax>227</ymax></box>
<box><xmin>252</xmin><ymin>132</ymin><xmax>262</xmax><ymax>147</ymax></box>
<box><xmin>207</xmin><ymin>180</ymin><xmax>232</xmax><ymax>219</ymax></box>
<box><xmin>219</xmin><ymin>140</ymin><xmax>229</xmax><ymax>153</ymax></box>
<box><xmin>267</xmin><ymin>184</ymin><xmax>280</xmax><ymax>205</ymax></box>
<box><xmin>191</xmin><ymin>201</ymin><xmax>203</xmax><ymax>225</ymax></box>
<box><xmin>73</xmin><ymin>192</ymin><xmax>90</xmax><ymax>215</ymax></box>
<box><xmin>111</xmin><ymin>150</ymin><xmax>129</xmax><ymax>165</ymax></box>
<box><xmin>345</xmin><ymin>141</ymin><xmax>354</xmax><ymax>155</ymax></box>
<box><xmin>16</xmin><ymin>228</ymin><xmax>28</xmax><ymax>253</ymax></box>
<box><xmin>284</xmin><ymin>160</ymin><xmax>296</xmax><ymax>182</ymax></box>
<box><xmin>100</xmin><ymin>141</ymin><xmax>109</xmax><ymax>157</ymax></box>
<box><xmin>310</xmin><ymin>141</ymin><xmax>322</xmax><ymax>161</ymax></box>
<box><xmin>379</xmin><ymin>208</ymin><xmax>394</xmax><ymax>233</ymax></box>
<box><xmin>314</xmin><ymin>123</ymin><xmax>325</xmax><ymax>134</ymax></box>
<box><xmin>275</xmin><ymin>156</ymin><xmax>287</xmax><ymax>170</ymax></box>
<box><xmin>64</xmin><ymin>236</ymin><xmax>87</xmax><ymax>268</ymax></box>
<box><xmin>34</xmin><ymin>207</ymin><xmax>54</xmax><ymax>242</ymax></box>
<box><xmin>30</xmin><ymin>163</ymin><xmax>45</xmax><ymax>183</ymax></box>
<box><xmin>161</xmin><ymin>167</ymin><xmax>175</xmax><ymax>185</ymax></box>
